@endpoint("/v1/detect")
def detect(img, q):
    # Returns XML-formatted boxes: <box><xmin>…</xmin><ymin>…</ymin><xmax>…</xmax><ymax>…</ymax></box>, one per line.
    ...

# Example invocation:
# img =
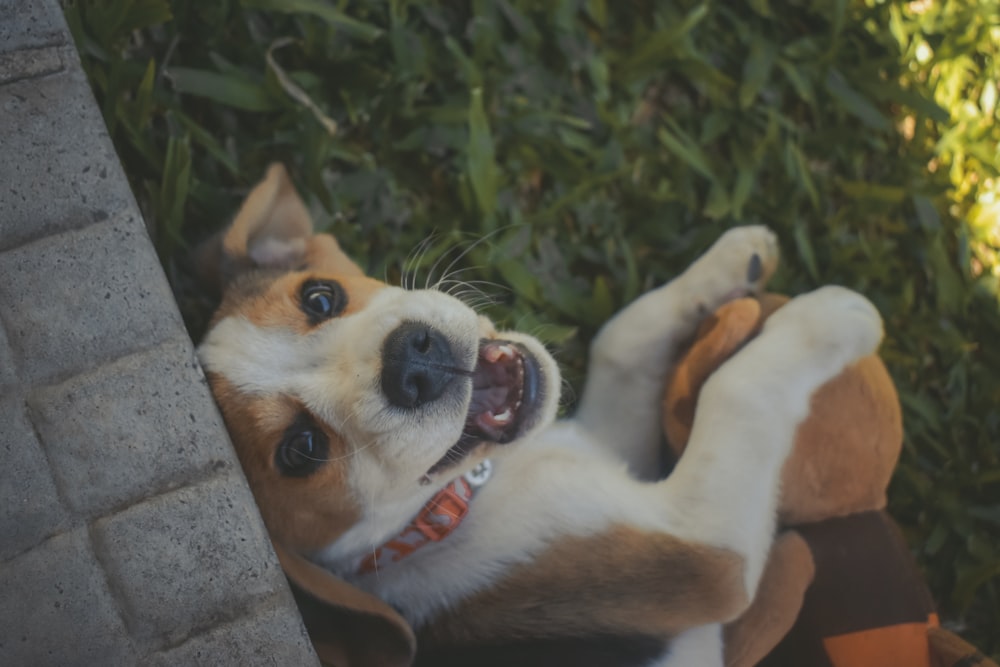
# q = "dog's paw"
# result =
<box><xmin>764</xmin><ymin>285</ymin><xmax>884</xmax><ymax>367</ymax></box>
<box><xmin>682</xmin><ymin>226</ymin><xmax>780</xmax><ymax>312</ymax></box>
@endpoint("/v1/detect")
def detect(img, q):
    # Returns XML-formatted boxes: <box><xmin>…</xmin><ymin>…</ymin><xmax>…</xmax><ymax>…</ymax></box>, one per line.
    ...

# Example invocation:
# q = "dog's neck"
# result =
<box><xmin>356</xmin><ymin>460</ymin><xmax>494</xmax><ymax>575</ymax></box>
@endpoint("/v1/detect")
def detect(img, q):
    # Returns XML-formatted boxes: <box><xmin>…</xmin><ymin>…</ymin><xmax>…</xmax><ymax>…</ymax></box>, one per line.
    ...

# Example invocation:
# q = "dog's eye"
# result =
<box><xmin>301</xmin><ymin>280</ymin><xmax>346</xmax><ymax>323</ymax></box>
<box><xmin>276</xmin><ymin>428</ymin><xmax>328</xmax><ymax>477</ymax></box>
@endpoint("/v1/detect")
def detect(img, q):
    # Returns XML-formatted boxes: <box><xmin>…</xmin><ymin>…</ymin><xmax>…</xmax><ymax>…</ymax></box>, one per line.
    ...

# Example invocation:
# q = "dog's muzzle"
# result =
<box><xmin>380</xmin><ymin>321</ymin><xmax>545</xmax><ymax>476</ymax></box>
<box><xmin>381</xmin><ymin>321</ymin><xmax>462</xmax><ymax>409</ymax></box>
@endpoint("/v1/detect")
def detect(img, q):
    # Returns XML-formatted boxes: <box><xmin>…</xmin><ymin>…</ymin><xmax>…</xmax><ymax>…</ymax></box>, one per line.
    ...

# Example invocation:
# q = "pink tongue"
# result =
<box><xmin>470</xmin><ymin>386</ymin><xmax>509</xmax><ymax>410</ymax></box>
<box><xmin>470</xmin><ymin>384</ymin><xmax>513</xmax><ymax>436</ymax></box>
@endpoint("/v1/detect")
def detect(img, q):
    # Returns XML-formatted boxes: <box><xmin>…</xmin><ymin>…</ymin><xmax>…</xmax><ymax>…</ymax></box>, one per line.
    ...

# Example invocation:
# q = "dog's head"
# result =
<box><xmin>196</xmin><ymin>164</ymin><xmax>560</xmax><ymax>664</ymax></box>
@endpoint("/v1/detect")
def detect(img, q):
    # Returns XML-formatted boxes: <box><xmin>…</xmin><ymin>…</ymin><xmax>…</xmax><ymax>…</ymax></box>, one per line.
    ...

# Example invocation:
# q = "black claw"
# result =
<box><xmin>747</xmin><ymin>253</ymin><xmax>763</xmax><ymax>283</ymax></box>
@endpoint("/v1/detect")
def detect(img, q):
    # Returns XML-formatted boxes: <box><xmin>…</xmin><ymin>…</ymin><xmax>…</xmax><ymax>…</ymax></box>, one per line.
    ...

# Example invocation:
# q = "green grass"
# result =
<box><xmin>66</xmin><ymin>0</ymin><xmax>1000</xmax><ymax>656</ymax></box>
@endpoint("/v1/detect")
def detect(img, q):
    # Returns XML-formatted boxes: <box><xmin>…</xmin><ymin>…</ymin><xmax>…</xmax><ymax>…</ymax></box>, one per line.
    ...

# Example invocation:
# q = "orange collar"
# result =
<box><xmin>358</xmin><ymin>460</ymin><xmax>492</xmax><ymax>575</ymax></box>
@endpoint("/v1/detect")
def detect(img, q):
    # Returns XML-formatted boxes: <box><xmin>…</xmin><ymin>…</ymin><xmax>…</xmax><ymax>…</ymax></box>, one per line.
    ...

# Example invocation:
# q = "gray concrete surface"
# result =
<box><xmin>0</xmin><ymin>2</ymin><xmax>319</xmax><ymax>664</ymax></box>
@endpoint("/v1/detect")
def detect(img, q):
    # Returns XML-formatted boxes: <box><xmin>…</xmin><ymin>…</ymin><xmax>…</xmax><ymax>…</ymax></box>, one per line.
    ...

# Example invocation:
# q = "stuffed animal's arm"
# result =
<box><xmin>722</xmin><ymin>532</ymin><xmax>815</xmax><ymax>667</ymax></box>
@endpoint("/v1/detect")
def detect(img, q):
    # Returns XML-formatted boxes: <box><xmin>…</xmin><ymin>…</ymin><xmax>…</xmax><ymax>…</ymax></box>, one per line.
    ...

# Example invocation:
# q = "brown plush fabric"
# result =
<box><xmin>758</xmin><ymin>511</ymin><xmax>937</xmax><ymax>667</ymax></box>
<box><xmin>723</xmin><ymin>532</ymin><xmax>815</xmax><ymax>667</ymax></box>
<box><xmin>777</xmin><ymin>355</ymin><xmax>902</xmax><ymax>526</ymax></box>
<box><xmin>664</xmin><ymin>298</ymin><xmax>765</xmax><ymax>449</ymax></box>
<box><xmin>662</xmin><ymin>293</ymin><xmax>943</xmax><ymax>667</ymax></box>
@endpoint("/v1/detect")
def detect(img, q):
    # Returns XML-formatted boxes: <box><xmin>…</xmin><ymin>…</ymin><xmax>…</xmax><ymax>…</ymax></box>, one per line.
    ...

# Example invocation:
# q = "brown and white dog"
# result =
<box><xmin>196</xmin><ymin>164</ymin><xmax>884</xmax><ymax>667</ymax></box>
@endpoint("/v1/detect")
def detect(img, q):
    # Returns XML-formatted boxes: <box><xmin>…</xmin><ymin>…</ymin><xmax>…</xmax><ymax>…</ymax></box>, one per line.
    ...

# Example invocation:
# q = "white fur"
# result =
<box><xmin>202</xmin><ymin>226</ymin><xmax>885</xmax><ymax>664</ymax></box>
<box><xmin>652</xmin><ymin>624</ymin><xmax>724</xmax><ymax>667</ymax></box>
<box><xmin>199</xmin><ymin>285</ymin><xmax>563</xmax><ymax>555</ymax></box>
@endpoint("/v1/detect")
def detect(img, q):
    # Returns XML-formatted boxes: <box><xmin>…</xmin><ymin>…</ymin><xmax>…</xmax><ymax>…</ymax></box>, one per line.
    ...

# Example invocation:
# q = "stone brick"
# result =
<box><xmin>0</xmin><ymin>1</ymin><xmax>315</xmax><ymax>662</ymax></box>
<box><xmin>0</xmin><ymin>0</ymin><xmax>65</xmax><ymax>54</ymax></box>
<box><xmin>91</xmin><ymin>474</ymin><xmax>286</xmax><ymax>646</ymax></box>
<box><xmin>0</xmin><ymin>45</ymin><xmax>65</xmax><ymax>85</ymax></box>
<box><xmin>0</xmin><ymin>67</ymin><xmax>135</xmax><ymax>250</ymax></box>
<box><xmin>0</xmin><ymin>324</ymin><xmax>15</xmax><ymax>387</ymax></box>
<box><xmin>151</xmin><ymin>601</ymin><xmax>318</xmax><ymax>667</ymax></box>
<box><xmin>0</xmin><ymin>394</ymin><xmax>69</xmax><ymax>561</ymax></box>
<box><xmin>28</xmin><ymin>338</ymin><xmax>235</xmax><ymax>515</ymax></box>
<box><xmin>0</xmin><ymin>529</ymin><xmax>136</xmax><ymax>666</ymax></box>
<box><xmin>0</xmin><ymin>216</ymin><xmax>183</xmax><ymax>381</ymax></box>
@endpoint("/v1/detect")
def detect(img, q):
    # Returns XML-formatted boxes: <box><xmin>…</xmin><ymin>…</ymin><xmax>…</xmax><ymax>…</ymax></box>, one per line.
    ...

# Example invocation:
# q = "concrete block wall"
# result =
<box><xmin>0</xmin><ymin>2</ymin><xmax>319</xmax><ymax>664</ymax></box>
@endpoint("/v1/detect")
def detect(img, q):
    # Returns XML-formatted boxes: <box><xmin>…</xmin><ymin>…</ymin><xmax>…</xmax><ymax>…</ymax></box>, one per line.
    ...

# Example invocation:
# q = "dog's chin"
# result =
<box><xmin>426</xmin><ymin>340</ymin><xmax>546</xmax><ymax>477</ymax></box>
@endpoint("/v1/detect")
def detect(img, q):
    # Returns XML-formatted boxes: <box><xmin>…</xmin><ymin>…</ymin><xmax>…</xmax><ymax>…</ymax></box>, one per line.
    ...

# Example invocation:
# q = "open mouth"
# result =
<box><xmin>427</xmin><ymin>340</ymin><xmax>541</xmax><ymax>475</ymax></box>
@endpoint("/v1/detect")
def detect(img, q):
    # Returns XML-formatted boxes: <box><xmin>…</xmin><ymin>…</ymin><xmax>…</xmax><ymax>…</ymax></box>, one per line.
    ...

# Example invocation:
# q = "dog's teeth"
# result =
<box><xmin>482</xmin><ymin>343</ymin><xmax>516</xmax><ymax>364</ymax></box>
<box><xmin>492</xmin><ymin>408</ymin><xmax>513</xmax><ymax>424</ymax></box>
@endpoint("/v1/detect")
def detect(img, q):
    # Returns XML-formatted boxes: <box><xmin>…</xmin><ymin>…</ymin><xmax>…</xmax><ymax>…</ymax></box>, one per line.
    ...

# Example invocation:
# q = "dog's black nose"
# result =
<box><xmin>381</xmin><ymin>322</ymin><xmax>459</xmax><ymax>409</ymax></box>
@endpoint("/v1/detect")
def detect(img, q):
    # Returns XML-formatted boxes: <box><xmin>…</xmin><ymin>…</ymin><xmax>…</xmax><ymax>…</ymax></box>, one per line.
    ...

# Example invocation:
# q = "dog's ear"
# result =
<box><xmin>196</xmin><ymin>163</ymin><xmax>364</xmax><ymax>293</ymax></box>
<box><xmin>274</xmin><ymin>543</ymin><xmax>416</xmax><ymax>667</ymax></box>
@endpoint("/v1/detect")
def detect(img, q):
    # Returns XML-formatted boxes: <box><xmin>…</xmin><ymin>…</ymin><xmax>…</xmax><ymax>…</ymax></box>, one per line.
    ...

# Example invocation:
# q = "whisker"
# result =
<box><xmin>401</xmin><ymin>232</ymin><xmax>440</xmax><ymax>291</ymax></box>
<box><xmin>456</xmin><ymin>299</ymin><xmax>497</xmax><ymax>312</ymax></box>
<box><xmin>424</xmin><ymin>231</ymin><xmax>478</xmax><ymax>291</ymax></box>
<box><xmin>425</xmin><ymin>362</ymin><xmax>475</xmax><ymax>377</ymax></box>
<box><xmin>437</xmin><ymin>276</ymin><xmax>510</xmax><ymax>310</ymax></box>
<box><xmin>429</xmin><ymin>226</ymin><xmax>512</xmax><ymax>292</ymax></box>
<box><xmin>433</xmin><ymin>264</ymin><xmax>493</xmax><ymax>285</ymax></box>
<box><xmin>299</xmin><ymin>435</ymin><xmax>382</xmax><ymax>464</ymax></box>
<box><xmin>438</xmin><ymin>278</ymin><xmax>511</xmax><ymax>295</ymax></box>
<box><xmin>442</xmin><ymin>283</ymin><xmax>492</xmax><ymax>303</ymax></box>
<box><xmin>447</xmin><ymin>290</ymin><xmax>498</xmax><ymax>305</ymax></box>
<box><xmin>559</xmin><ymin>377</ymin><xmax>577</xmax><ymax>407</ymax></box>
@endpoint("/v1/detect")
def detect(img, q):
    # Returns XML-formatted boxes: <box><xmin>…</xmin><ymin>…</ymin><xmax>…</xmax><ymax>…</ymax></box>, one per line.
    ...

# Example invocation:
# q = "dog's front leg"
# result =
<box><xmin>575</xmin><ymin>226</ymin><xmax>778</xmax><ymax>478</ymax></box>
<box><xmin>660</xmin><ymin>285</ymin><xmax>884</xmax><ymax>599</ymax></box>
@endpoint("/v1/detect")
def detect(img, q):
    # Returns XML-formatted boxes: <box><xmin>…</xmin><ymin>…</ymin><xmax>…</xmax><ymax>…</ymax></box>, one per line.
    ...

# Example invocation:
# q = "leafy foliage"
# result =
<box><xmin>65</xmin><ymin>0</ymin><xmax>1000</xmax><ymax>655</ymax></box>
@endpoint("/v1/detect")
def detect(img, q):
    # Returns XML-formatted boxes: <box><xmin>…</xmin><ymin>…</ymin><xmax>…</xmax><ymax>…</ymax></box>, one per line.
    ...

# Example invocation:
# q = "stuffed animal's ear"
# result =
<box><xmin>196</xmin><ymin>163</ymin><xmax>363</xmax><ymax>293</ymax></box>
<box><xmin>274</xmin><ymin>543</ymin><xmax>416</xmax><ymax>667</ymax></box>
<box><xmin>778</xmin><ymin>353</ymin><xmax>902</xmax><ymax>524</ymax></box>
<box><xmin>663</xmin><ymin>297</ymin><xmax>766</xmax><ymax>453</ymax></box>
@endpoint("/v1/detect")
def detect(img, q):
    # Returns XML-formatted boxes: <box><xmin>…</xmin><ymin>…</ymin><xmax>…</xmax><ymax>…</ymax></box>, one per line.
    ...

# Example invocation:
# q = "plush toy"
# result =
<box><xmin>662</xmin><ymin>294</ymin><xmax>997</xmax><ymax>667</ymax></box>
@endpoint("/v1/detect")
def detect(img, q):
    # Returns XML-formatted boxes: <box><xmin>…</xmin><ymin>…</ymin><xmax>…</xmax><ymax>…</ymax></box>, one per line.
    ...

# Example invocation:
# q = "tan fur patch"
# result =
<box><xmin>207</xmin><ymin>374</ymin><xmax>361</xmax><ymax>553</ymax></box>
<box><xmin>779</xmin><ymin>355</ymin><xmax>902</xmax><ymax>524</ymax></box>
<box><xmin>422</xmin><ymin>524</ymin><xmax>748</xmax><ymax>646</ymax></box>
<box><xmin>305</xmin><ymin>234</ymin><xmax>365</xmax><ymax>278</ymax></box>
<box><xmin>213</xmin><ymin>270</ymin><xmax>386</xmax><ymax>334</ymax></box>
